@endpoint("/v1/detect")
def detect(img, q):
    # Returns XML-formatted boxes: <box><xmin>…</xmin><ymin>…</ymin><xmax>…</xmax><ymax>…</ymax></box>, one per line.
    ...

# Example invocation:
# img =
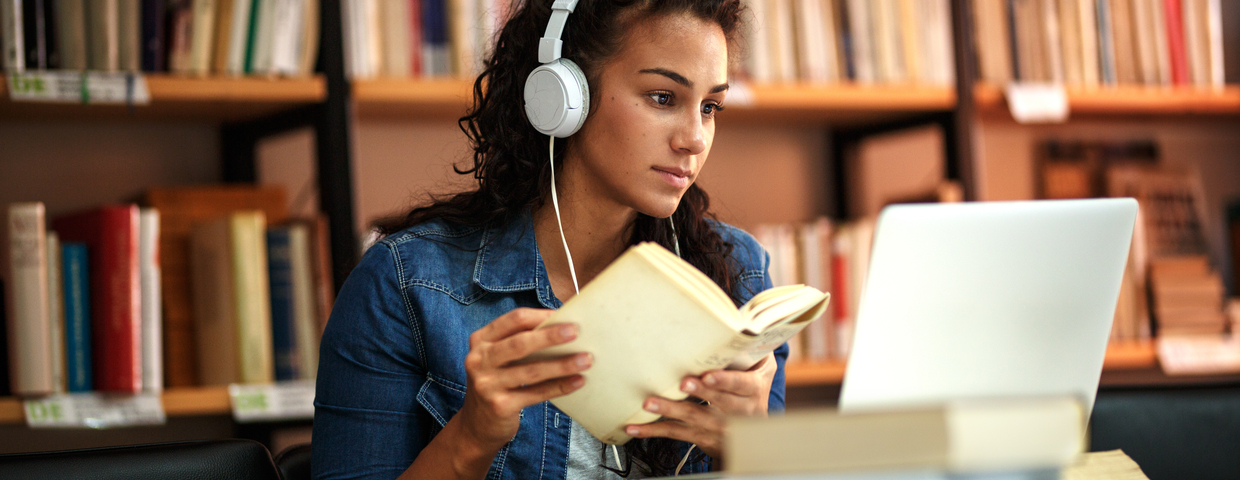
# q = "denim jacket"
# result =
<box><xmin>312</xmin><ymin>210</ymin><xmax>787</xmax><ymax>479</ymax></box>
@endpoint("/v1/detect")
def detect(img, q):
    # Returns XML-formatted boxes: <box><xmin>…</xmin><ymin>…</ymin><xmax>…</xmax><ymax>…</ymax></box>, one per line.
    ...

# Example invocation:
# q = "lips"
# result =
<box><xmin>653</xmin><ymin>166</ymin><xmax>691</xmax><ymax>188</ymax></box>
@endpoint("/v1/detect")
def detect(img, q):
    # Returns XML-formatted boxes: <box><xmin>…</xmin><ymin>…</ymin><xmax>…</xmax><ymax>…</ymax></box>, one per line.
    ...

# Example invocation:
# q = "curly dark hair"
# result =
<box><xmin>375</xmin><ymin>0</ymin><xmax>748</xmax><ymax>475</ymax></box>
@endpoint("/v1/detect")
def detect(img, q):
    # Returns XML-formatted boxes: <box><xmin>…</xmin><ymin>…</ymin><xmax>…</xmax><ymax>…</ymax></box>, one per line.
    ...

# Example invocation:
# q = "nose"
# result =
<box><xmin>670</xmin><ymin>109</ymin><xmax>707</xmax><ymax>155</ymax></box>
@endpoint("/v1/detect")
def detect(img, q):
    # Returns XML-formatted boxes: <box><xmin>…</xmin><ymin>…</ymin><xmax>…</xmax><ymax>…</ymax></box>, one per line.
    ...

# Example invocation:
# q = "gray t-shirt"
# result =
<box><xmin>566</xmin><ymin>420</ymin><xmax>649</xmax><ymax>479</ymax></box>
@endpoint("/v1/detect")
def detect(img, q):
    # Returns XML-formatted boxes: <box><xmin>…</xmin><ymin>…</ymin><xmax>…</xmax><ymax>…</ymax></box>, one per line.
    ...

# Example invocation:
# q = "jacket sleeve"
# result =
<box><xmin>312</xmin><ymin>242</ymin><xmax>431</xmax><ymax>480</ymax></box>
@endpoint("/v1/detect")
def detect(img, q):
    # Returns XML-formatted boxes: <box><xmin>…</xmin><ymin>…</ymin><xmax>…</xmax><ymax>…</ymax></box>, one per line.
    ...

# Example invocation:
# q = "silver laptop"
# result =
<box><xmin>839</xmin><ymin>198</ymin><xmax>1138</xmax><ymax>416</ymax></box>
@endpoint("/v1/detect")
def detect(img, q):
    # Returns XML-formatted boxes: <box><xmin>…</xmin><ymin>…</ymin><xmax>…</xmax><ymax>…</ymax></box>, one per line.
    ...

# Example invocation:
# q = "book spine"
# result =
<box><xmin>188</xmin><ymin>0</ymin><xmax>217</xmax><ymax>75</ymax></box>
<box><xmin>56</xmin><ymin>0</ymin><xmax>86</xmax><ymax>70</ymax></box>
<box><xmin>46</xmin><ymin>232</ymin><xmax>66</xmax><ymax>393</ymax></box>
<box><xmin>109</xmin><ymin>206</ymin><xmax>143</xmax><ymax>393</ymax></box>
<box><xmin>62</xmin><ymin>242</ymin><xmax>92</xmax><ymax>392</ymax></box>
<box><xmin>232</xmin><ymin>213</ymin><xmax>274</xmax><ymax>384</ymax></box>
<box><xmin>7</xmin><ymin>203</ymin><xmax>53</xmax><ymax>395</ymax></box>
<box><xmin>210</xmin><ymin>0</ymin><xmax>235</xmax><ymax>74</ymax></box>
<box><xmin>3</xmin><ymin>0</ymin><xmax>26</xmax><ymax>71</ymax></box>
<box><xmin>117</xmin><ymin>0</ymin><xmax>139</xmax><ymax>70</ymax></box>
<box><xmin>21</xmin><ymin>0</ymin><xmax>40</xmax><ymax>69</ymax></box>
<box><xmin>296</xmin><ymin>0</ymin><xmax>318</xmax><ymax>76</ymax></box>
<box><xmin>140</xmin><ymin>0</ymin><xmax>166</xmax><ymax>71</ymax></box>
<box><xmin>225</xmin><ymin>0</ymin><xmax>252</xmax><ymax>75</ymax></box>
<box><xmin>267</xmin><ymin>227</ymin><xmax>298</xmax><ymax>381</ymax></box>
<box><xmin>1163</xmin><ymin>0</ymin><xmax>1188</xmax><ymax>85</ymax></box>
<box><xmin>242</xmin><ymin>0</ymin><xmax>261</xmax><ymax>73</ymax></box>
<box><xmin>288</xmin><ymin>225</ymin><xmax>319</xmax><ymax>379</ymax></box>
<box><xmin>139</xmin><ymin>208</ymin><xmax>161</xmax><ymax>392</ymax></box>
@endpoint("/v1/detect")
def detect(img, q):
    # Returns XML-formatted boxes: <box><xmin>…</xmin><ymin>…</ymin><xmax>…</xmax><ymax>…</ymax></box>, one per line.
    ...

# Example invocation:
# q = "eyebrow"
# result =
<box><xmin>639</xmin><ymin>68</ymin><xmax>730</xmax><ymax>94</ymax></box>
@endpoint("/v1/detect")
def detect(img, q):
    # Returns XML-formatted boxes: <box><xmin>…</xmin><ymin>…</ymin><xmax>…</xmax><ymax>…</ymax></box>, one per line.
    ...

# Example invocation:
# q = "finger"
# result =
<box><xmin>473</xmin><ymin>308</ymin><xmax>552</xmax><ymax>343</ymax></box>
<box><xmin>497</xmin><ymin>352</ymin><xmax>592</xmax><ymax>389</ymax></box>
<box><xmin>625</xmin><ymin>419</ymin><xmax>722</xmax><ymax>457</ymax></box>
<box><xmin>679</xmin><ymin>377</ymin><xmax>748</xmax><ymax>412</ymax></box>
<box><xmin>697</xmin><ymin>370</ymin><xmax>761</xmax><ymax>397</ymax></box>
<box><xmin>509</xmin><ymin>374</ymin><xmax>587</xmax><ymax>407</ymax></box>
<box><xmin>488</xmin><ymin>323</ymin><xmax>578</xmax><ymax>365</ymax></box>
<box><xmin>641</xmin><ymin>397</ymin><xmax>723</xmax><ymax>433</ymax></box>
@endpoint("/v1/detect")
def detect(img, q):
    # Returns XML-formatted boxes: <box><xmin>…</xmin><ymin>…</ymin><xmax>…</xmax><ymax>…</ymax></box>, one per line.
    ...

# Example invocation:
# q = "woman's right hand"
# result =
<box><xmin>457</xmin><ymin>307</ymin><xmax>591</xmax><ymax>450</ymax></box>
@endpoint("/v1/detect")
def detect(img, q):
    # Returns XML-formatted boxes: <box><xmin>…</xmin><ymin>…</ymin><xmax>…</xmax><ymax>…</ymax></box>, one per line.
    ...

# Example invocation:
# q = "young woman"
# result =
<box><xmin>312</xmin><ymin>0</ymin><xmax>787</xmax><ymax>477</ymax></box>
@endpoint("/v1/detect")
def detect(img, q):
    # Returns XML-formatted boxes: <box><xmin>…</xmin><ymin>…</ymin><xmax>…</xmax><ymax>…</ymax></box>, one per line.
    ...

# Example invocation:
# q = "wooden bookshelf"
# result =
<box><xmin>784</xmin><ymin>341</ymin><xmax>1160</xmax><ymax>388</ymax></box>
<box><xmin>974</xmin><ymin>83</ymin><xmax>1240</xmax><ymax>117</ymax></box>
<box><xmin>0</xmin><ymin>74</ymin><xmax>326</xmax><ymax>122</ymax></box>
<box><xmin>0</xmin><ymin>386</ymin><xmax>233</xmax><ymax>426</ymax></box>
<box><xmin>352</xmin><ymin>78</ymin><xmax>955</xmax><ymax>124</ymax></box>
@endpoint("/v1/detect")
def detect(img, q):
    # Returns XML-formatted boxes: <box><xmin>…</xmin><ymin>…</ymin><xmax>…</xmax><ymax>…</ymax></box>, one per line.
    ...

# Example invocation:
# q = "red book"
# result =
<box><xmin>1163</xmin><ymin>0</ymin><xmax>1189</xmax><ymax>85</ymax></box>
<box><xmin>409</xmin><ymin>0</ymin><xmax>423</xmax><ymax>77</ymax></box>
<box><xmin>53</xmin><ymin>205</ymin><xmax>142</xmax><ymax>393</ymax></box>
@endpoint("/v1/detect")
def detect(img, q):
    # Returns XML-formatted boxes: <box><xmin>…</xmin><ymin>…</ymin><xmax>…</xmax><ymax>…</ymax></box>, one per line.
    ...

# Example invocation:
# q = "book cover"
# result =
<box><xmin>287</xmin><ymin>223</ymin><xmax>319</xmax><ymax>379</ymax></box>
<box><xmin>528</xmin><ymin>242</ymin><xmax>829</xmax><ymax>445</ymax></box>
<box><xmin>188</xmin><ymin>0</ymin><xmax>218</xmax><ymax>75</ymax></box>
<box><xmin>1058</xmin><ymin>0</ymin><xmax>1084</xmax><ymax>85</ymax></box>
<box><xmin>53</xmin><ymin>204</ymin><xmax>142</xmax><ymax>393</ymax></box>
<box><xmin>211</xmin><ymin>0</ymin><xmax>237</xmax><ymax>74</ymax></box>
<box><xmin>46</xmin><ymin>231</ymin><xmax>66</xmax><ymax>393</ymax></box>
<box><xmin>22</xmin><ymin>0</ymin><xmax>48</xmax><ymax>69</ymax></box>
<box><xmin>62</xmin><ymin>242</ymin><xmax>92</xmax><ymax>392</ymax></box>
<box><xmin>7</xmin><ymin>202</ymin><xmax>53</xmax><ymax>395</ymax></box>
<box><xmin>296</xmin><ymin>0</ymin><xmax>319</xmax><ymax>76</ymax></box>
<box><xmin>1078</xmin><ymin>0</ymin><xmax>1100</xmax><ymax>86</ymax></box>
<box><xmin>1</xmin><ymin>0</ymin><xmax>24</xmax><ymax>70</ymax></box>
<box><xmin>1042</xmin><ymin>0</ymin><xmax>1065</xmax><ymax>83</ymax></box>
<box><xmin>191</xmin><ymin>211</ymin><xmax>275</xmax><ymax>386</ymax></box>
<box><xmin>266</xmin><ymin>226</ymin><xmax>298</xmax><ymax>380</ymax></box>
<box><xmin>143</xmin><ymin>185</ymin><xmax>286</xmax><ymax>387</ymax></box>
<box><xmin>140</xmin><ymin>0</ymin><xmax>166</xmax><ymax>71</ymax></box>
<box><xmin>974</xmin><ymin>0</ymin><xmax>1014</xmax><ymax>84</ymax></box>
<box><xmin>166</xmin><ymin>0</ymin><xmax>194</xmax><ymax>73</ymax></box>
<box><xmin>269</xmin><ymin>0</ymin><xmax>302</xmax><ymax>75</ymax></box>
<box><xmin>57</xmin><ymin>0</ymin><xmax>88</xmax><ymax>70</ymax></box>
<box><xmin>1163</xmin><ymin>0</ymin><xmax>1188</xmax><ymax>85</ymax></box>
<box><xmin>117</xmin><ymin>0</ymin><xmax>139</xmax><ymax>70</ymax></box>
<box><xmin>1131</xmin><ymin>0</ymin><xmax>1160</xmax><ymax>84</ymax></box>
<box><xmin>139</xmin><ymin>208</ymin><xmax>162</xmax><ymax>392</ymax></box>
<box><xmin>845</xmin><ymin>0</ymin><xmax>873</xmax><ymax>83</ymax></box>
<box><xmin>1109</xmin><ymin>0</ymin><xmax>1138</xmax><ymax>84</ymax></box>
<box><xmin>86</xmin><ymin>0</ymin><xmax>120</xmax><ymax>71</ymax></box>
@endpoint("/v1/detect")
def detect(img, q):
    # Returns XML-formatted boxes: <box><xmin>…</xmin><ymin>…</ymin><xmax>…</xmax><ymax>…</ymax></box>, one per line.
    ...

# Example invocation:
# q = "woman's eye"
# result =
<box><xmin>701</xmin><ymin>103</ymin><xmax>725</xmax><ymax>117</ymax></box>
<box><xmin>649</xmin><ymin>93</ymin><xmax>672</xmax><ymax>105</ymax></box>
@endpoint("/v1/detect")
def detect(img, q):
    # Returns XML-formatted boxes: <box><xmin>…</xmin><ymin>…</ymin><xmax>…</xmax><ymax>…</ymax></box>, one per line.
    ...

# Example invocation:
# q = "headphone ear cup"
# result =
<box><xmin>523</xmin><ymin>59</ymin><xmax>590</xmax><ymax>138</ymax></box>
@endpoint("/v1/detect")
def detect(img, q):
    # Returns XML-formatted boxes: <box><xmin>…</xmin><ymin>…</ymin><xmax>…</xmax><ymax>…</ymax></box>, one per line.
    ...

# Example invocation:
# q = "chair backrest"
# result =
<box><xmin>0</xmin><ymin>439</ymin><xmax>281</xmax><ymax>480</ymax></box>
<box><xmin>274</xmin><ymin>443</ymin><xmax>312</xmax><ymax>480</ymax></box>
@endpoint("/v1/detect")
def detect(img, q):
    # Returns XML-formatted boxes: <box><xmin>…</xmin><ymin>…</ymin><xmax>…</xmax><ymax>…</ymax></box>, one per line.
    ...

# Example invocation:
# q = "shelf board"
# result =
<box><xmin>0</xmin><ymin>74</ymin><xmax>326</xmax><ymax>122</ymax></box>
<box><xmin>975</xmin><ymin>83</ymin><xmax>1240</xmax><ymax>117</ymax></box>
<box><xmin>352</xmin><ymin>78</ymin><xmax>955</xmax><ymax>124</ymax></box>
<box><xmin>785</xmin><ymin>342</ymin><xmax>1159</xmax><ymax>388</ymax></box>
<box><xmin>0</xmin><ymin>386</ymin><xmax>233</xmax><ymax>426</ymax></box>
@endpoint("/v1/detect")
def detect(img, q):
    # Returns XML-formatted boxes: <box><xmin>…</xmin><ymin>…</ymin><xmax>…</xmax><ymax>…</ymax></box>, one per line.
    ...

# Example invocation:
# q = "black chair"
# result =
<box><xmin>0</xmin><ymin>439</ymin><xmax>281</xmax><ymax>480</ymax></box>
<box><xmin>274</xmin><ymin>443</ymin><xmax>312</xmax><ymax>480</ymax></box>
<box><xmin>1090</xmin><ymin>386</ymin><xmax>1240</xmax><ymax>480</ymax></box>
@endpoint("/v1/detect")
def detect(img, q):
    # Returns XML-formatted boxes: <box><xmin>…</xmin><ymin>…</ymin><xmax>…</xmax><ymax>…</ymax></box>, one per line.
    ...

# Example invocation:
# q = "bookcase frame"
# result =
<box><xmin>3</xmin><ymin>0</ymin><xmax>1240</xmax><ymax>428</ymax></box>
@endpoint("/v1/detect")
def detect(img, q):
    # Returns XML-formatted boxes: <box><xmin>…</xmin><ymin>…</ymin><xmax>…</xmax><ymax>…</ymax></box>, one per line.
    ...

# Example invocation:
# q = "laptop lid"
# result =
<box><xmin>838</xmin><ymin>198</ymin><xmax>1138</xmax><ymax>416</ymax></box>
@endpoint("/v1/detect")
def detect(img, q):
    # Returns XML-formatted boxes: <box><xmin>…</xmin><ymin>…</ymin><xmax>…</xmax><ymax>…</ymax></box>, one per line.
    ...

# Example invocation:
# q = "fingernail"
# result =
<box><xmin>559</xmin><ymin>324</ymin><xmax>577</xmax><ymax>339</ymax></box>
<box><xmin>571</xmin><ymin>376</ymin><xmax>585</xmax><ymax>388</ymax></box>
<box><xmin>576</xmin><ymin>353</ymin><xmax>591</xmax><ymax>367</ymax></box>
<box><xmin>703</xmin><ymin>374</ymin><xmax>717</xmax><ymax>386</ymax></box>
<box><xmin>644</xmin><ymin>400</ymin><xmax>659</xmax><ymax>412</ymax></box>
<box><xmin>626</xmin><ymin>426</ymin><xmax>640</xmax><ymax>436</ymax></box>
<box><xmin>682</xmin><ymin>380</ymin><xmax>697</xmax><ymax>393</ymax></box>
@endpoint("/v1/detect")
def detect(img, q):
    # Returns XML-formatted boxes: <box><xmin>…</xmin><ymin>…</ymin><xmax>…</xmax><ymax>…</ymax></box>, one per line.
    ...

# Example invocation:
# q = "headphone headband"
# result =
<box><xmin>539</xmin><ymin>0</ymin><xmax>580</xmax><ymax>63</ymax></box>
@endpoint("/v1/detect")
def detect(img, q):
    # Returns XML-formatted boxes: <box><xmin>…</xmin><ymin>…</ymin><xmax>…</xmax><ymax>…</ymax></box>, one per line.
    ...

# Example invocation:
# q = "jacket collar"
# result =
<box><xmin>472</xmin><ymin>209</ymin><xmax>562</xmax><ymax>309</ymax></box>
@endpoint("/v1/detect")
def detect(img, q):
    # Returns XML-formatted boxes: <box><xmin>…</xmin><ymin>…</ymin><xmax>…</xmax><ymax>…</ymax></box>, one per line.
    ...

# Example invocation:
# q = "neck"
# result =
<box><xmin>533</xmin><ymin>182</ymin><xmax>636</xmax><ymax>303</ymax></box>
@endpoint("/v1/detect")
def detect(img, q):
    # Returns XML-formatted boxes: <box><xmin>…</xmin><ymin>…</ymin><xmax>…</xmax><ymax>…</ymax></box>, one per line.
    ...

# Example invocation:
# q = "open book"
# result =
<box><xmin>531</xmin><ymin>242</ymin><xmax>830</xmax><ymax>444</ymax></box>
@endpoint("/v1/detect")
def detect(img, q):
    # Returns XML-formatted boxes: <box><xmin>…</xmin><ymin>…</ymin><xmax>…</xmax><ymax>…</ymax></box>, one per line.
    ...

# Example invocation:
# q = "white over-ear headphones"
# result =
<box><xmin>524</xmin><ymin>0</ymin><xmax>589</xmax><ymax>138</ymax></box>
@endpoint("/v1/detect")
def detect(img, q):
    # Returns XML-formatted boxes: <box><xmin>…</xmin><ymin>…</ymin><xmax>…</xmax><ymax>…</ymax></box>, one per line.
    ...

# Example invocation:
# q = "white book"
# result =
<box><xmin>872</xmin><ymin>0</ymin><xmax>902</xmax><ymax>84</ymax></box>
<box><xmin>270</xmin><ymin>0</ymin><xmax>302</xmax><ymax>75</ymax></box>
<box><xmin>224</xmin><ymin>0</ymin><xmax>252</xmax><ymax>75</ymax></box>
<box><xmin>821</xmin><ymin>0</ymin><xmax>842</xmax><ymax>83</ymax></box>
<box><xmin>800</xmin><ymin>218</ymin><xmax>832</xmax><ymax>361</ymax></box>
<box><xmin>381</xmin><ymin>0</ymin><xmax>411</xmax><ymax>77</ymax></box>
<box><xmin>46</xmin><ymin>231</ymin><xmax>66</xmax><ymax>393</ymax></box>
<box><xmin>1078</xmin><ymin>0</ymin><xmax>1100</xmax><ymax>87</ymax></box>
<box><xmin>1181</xmin><ymin>0</ymin><xmax>1206</xmax><ymax>87</ymax></box>
<box><xmin>924</xmin><ymin>0</ymin><xmax>955</xmax><ymax>86</ymax></box>
<box><xmin>1147</xmin><ymin>0</ymin><xmax>1171</xmax><ymax>86</ymax></box>
<box><xmin>743</xmin><ymin>0</ymin><xmax>770</xmax><ymax>82</ymax></box>
<box><xmin>7</xmin><ymin>202</ymin><xmax>53</xmax><ymax>395</ymax></box>
<box><xmin>528</xmin><ymin>243</ymin><xmax>830</xmax><ymax>445</ymax></box>
<box><xmin>1042</xmin><ymin>0</ymin><xmax>1065</xmax><ymax>83</ymax></box>
<box><xmin>793</xmin><ymin>0</ymin><xmax>827</xmax><ymax>83</ymax></box>
<box><xmin>1</xmin><ymin>0</ymin><xmax>23</xmax><ymax>71</ymax></box>
<box><xmin>770</xmin><ymin>0</ymin><xmax>796</xmax><ymax>83</ymax></box>
<box><xmin>1204</xmin><ymin>0</ymin><xmax>1223</xmax><ymax>90</ymax></box>
<box><xmin>139</xmin><ymin>208</ymin><xmax>162</xmax><ymax>392</ymax></box>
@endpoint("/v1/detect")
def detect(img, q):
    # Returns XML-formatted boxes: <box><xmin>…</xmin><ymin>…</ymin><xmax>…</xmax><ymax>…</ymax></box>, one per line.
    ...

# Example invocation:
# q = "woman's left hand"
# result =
<box><xmin>623</xmin><ymin>352</ymin><xmax>778</xmax><ymax>460</ymax></box>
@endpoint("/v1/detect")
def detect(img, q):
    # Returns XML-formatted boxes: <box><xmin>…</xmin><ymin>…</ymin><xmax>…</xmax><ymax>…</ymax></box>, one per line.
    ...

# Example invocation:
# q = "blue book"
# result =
<box><xmin>62</xmin><ymin>242</ymin><xmax>92</xmax><ymax>392</ymax></box>
<box><xmin>422</xmin><ymin>0</ymin><xmax>449</xmax><ymax>76</ymax></box>
<box><xmin>267</xmin><ymin>228</ymin><xmax>298</xmax><ymax>381</ymax></box>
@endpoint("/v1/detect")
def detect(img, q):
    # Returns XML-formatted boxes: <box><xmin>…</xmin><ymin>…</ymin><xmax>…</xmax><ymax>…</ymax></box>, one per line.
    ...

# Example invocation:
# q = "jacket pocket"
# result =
<box><xmin>416</xmin><ymin>374</ymin><xmax>467</xmax><ymax>427</ymax></box>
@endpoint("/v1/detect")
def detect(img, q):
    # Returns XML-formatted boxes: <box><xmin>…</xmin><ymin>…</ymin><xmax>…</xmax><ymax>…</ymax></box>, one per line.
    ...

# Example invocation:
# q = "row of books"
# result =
<box><xmin>741</xmin><ymin>0</ymin><xmax>956</xmax><ymax>86</ymax></box>
<box><xmin>2</xmin><ymin>186</ymin><xmax>334</xmax><ymax>397</ymax></box>
<box><xmin>342</xmin><ymin>0</ymin><xmax>500</xmax><ymax>79</ymax></box>
<box><xmin>974</xmin><ymin>0</ymin><xmax>1226</xmax><ymax>89</ymax></box>
<box><xmin>0</xmin><ymin>0</ymin><xmax>320</xmax><ymax>77</ymax></box>
<box><xmin>752</xmin><ymin>217</ymin><xmax>876</xmax><ymax>363</ymax></box>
